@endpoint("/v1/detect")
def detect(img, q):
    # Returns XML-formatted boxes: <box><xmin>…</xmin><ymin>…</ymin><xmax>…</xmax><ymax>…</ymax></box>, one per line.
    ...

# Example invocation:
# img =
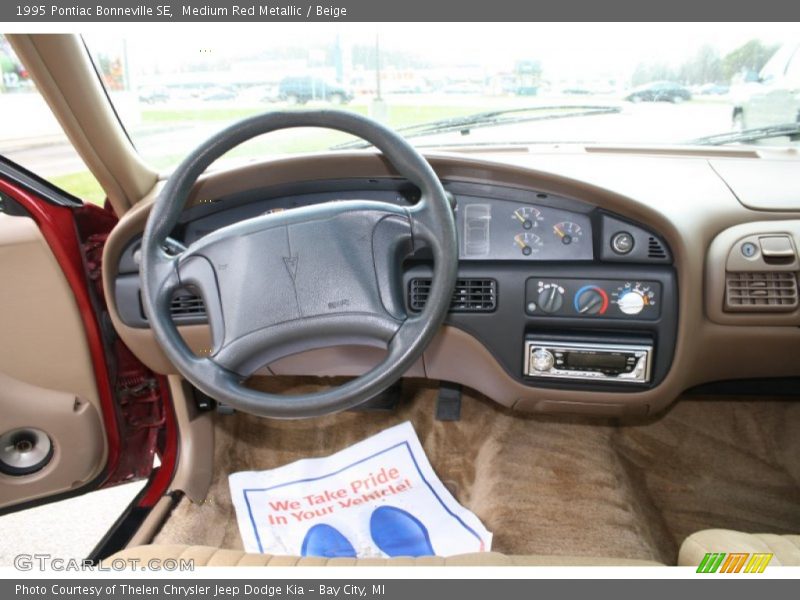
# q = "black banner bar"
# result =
<box><xmin>2</xmin><ymin>0</ymin><xmax>800</xmax><ymax>22</ymax></box>
<box><xmin>3</xmin><ymin>579</ymin><xmax>799</xmax><ymax>600</ymax></box>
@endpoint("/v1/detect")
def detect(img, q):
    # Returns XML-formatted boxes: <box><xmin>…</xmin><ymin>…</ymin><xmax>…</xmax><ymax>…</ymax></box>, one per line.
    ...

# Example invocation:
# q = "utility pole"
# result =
<box><xmin>370</xmin><ymin>32</ymin><xmax>387</xmax><ymax>122</ymax></box>
<box><xmin>375</xmin><ymin>33</ymin><xmax>382</xmax><ymax>100</ymax></box>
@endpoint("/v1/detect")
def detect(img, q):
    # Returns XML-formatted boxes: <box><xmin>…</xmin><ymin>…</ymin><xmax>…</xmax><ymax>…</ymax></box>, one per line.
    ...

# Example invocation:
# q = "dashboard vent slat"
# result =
<box><xmin>725</xmin><ymin>272</ymin><xmax>798</xmax><ymax>312</ymax></box>
<box><xmin>409</xmin><ymin>278</ymin><xmax>497</xmax><ymax>313</ymax></box>
<box><xmin>170</xmin><ymin>291</ymin><xmax>206</xmax><ymax>317</ymax></box>
<box><xmin>139</xmin><ymin>288</ymin><xmax>206</xmax><ymax>320</ymax></box>
<box><xmin>647</xmin><ymin>236</ymin><xmax>668</xmax><ymax>260</ymax></box>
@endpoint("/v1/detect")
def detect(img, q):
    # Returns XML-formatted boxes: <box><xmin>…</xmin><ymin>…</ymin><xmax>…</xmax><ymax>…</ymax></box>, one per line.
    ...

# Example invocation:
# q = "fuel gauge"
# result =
<box><xmin>552</xmin><ymin>221</ymin><xmax>583</xmax><ymax>245</ymax></box>
<box><xmin>514</xmin><ymin>232</ymin><xmax>543</xmax><ymax>256</ymax></box>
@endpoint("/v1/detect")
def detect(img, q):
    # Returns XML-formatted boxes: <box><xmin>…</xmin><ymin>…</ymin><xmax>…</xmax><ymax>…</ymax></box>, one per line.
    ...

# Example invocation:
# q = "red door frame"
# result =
<box><xmin>0</xmin><ymin>177</ymin><xmax>177</xmax><ymax>508</ymax></box>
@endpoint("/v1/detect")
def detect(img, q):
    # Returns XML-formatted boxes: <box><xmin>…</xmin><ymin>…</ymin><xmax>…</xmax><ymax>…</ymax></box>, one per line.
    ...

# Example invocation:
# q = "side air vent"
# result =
<box><xmin>725</xmin><ymin>272</ymin><xmax>798</xmax><ymax>312</ymax></box>
<box><xmin>409</xmin><ymin>278</ymin><xmax>497</xmax><ymax>312</ymax></box>
<box><xmin>647</xmin><ymin>236</ymin><xmax>668</xmax><ymax>260</ymax></box>
<box><xmin>170</xmin><ymin>290</ymin><xmax>206</xmax><ymax>317</ymax></box>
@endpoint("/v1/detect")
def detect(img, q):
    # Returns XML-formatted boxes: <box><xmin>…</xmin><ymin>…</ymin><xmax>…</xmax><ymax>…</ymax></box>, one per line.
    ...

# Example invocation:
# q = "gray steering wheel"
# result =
<box><xmin>140</xmin><ymin>110</ymin><xmax>458</xmax><ymax>418</ymax></box>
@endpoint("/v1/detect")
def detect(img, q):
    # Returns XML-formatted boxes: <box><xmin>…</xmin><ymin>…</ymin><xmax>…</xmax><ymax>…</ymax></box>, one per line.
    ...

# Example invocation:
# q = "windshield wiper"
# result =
<box><xmin>332</xmin><ymin>105</ymin><xmax>622</xmax><ymax>150</ymax></box>
<box><xmin>689</xmin><ymin>123</ymin><xmax>800</xmax><ymax>146</ymax></box>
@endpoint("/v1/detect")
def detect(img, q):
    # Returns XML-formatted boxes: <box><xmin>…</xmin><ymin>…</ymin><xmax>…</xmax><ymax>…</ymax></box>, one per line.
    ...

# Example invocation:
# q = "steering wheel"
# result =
<box><xmin>140</xmin><ymin>110</ymin><xmax>458</xmax><ymax>418</ymax></box>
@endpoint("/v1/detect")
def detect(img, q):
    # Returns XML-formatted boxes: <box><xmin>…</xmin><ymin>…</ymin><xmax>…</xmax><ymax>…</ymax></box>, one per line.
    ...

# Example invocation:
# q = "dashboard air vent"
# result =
<box><xmin>170</xmin><ymin>290</ymin><xmax>206</xmax><ymax>318</ymax></box>
<box><xmin>140</xmin><ymin>288</ymin><xmax>206</xmax><ymax>320</ymax></box>
<box><xmin>725</xmin><ymin>272</ymin><xmax>798</xmax><ymax>312</ymax></box>
<box><xmin>647</xmin><ymin>236</ymin><xmax>668</xmax><ymax>260</ymax></box>
<box><xmin>409</xmin><ymin>278</ymin><xmax>497</xmax><ymax>313</ymax></box>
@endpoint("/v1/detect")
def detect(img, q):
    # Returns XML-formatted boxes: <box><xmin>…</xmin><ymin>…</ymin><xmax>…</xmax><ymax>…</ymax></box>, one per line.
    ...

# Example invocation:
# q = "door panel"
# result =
<box><xmin>0</xmin><ymin>211</ymin><xmax>107</xmax><ymax>510</ymax></box>
<box><xmin>0</xmin><ymin>372</ymin><xmax>104</xmax><ymax>509</ymax></box>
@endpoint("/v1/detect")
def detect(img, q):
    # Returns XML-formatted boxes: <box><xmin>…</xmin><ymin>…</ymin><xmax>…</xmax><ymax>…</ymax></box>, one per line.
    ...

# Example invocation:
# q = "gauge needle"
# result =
<box><xmin>513</xmin><ymin>212</ymin><xmax>525</xmax><ymax>224</ymax></box>
<box><xmin>553</xmin><ymin>225</ymin><xmax>565</xmax><ymax>238</ymax></box>
<box><xmin>514</xmin><ymin>237</ymin><xmax>527</xmax><ymax>249</ymax></box>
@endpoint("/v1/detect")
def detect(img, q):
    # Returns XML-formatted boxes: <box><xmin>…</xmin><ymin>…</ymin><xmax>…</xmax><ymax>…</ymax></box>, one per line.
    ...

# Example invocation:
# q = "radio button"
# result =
<box><xmin>530</xmin><ymin>349</ymin><xmax>555</xmax><ymax>372</ymax></box>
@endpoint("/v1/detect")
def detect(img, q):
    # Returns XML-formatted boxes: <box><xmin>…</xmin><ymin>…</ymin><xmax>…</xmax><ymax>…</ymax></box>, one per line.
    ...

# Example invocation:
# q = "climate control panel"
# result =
<box><xmin>524</xmin><ymin>277</ymin><xmax>661</xmax><ymax>320</ymax></box>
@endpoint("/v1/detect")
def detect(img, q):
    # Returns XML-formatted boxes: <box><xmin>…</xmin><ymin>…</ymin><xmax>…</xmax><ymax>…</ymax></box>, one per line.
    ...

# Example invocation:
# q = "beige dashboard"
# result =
<box><xmin>102</xmin><ymin>148</ymin><xmax>800</xmax><ymax>417</ymax></box>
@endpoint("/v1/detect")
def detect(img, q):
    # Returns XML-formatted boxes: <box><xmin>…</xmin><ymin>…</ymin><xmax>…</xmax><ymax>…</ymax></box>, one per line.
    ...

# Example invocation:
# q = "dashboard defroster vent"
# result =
<box><xmin>409</xmin><ymin>278</ymin><xmax>497</xmax><ymax>313</ymax></box>
<box><xmin>725</xmin><ymin>272</ymin><xmax>798</xmax><ymax>312</ymax></box>
<box><xmin>647</xmin><ymin>236</ymin><xmax>668</xmax><ymax>260</ymax></box>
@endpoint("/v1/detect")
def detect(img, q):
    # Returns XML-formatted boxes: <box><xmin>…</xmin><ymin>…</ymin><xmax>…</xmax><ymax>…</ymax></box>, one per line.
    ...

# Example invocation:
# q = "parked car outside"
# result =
<box><xmin>201</xmin><ymin>86</ymin><xmax>238</xmax><ymax>101</ymax></box>
<box><xmin>625</xmin><ymin>81</ymin><xmax>692</xmax><ymax>103</ymax></box>
<box><xmin>137</xmin><ymin>86</ymin><xmax>169</xmax><ymax>104</ymax></box>
<box><xmin>731</xmin><ymin>42</ymin><xmax>800</xmax><ymax>130</ymax></box>
<box><xmin>697</xmin><ymin>83</ymin><xmax>729</xmax><ymax>95</ymax></box>
<box><xmin>277</xmin><ymin>76</ymin><xmax>353</xmax><ymax>104</ymax></box>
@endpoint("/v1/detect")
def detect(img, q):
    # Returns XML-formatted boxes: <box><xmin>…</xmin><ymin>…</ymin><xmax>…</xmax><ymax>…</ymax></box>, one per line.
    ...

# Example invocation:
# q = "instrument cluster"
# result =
<box><xmin>455</xmin><ymin>195</ymin><xmax>593</xmax><ymax>261</ymax></box>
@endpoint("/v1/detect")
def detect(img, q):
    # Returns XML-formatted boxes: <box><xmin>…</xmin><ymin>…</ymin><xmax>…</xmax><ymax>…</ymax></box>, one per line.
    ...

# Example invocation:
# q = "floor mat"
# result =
<box><xmin>153</xmin><ymin>378</ymin><xmax>800</xmax><ymax>564</ymax></box>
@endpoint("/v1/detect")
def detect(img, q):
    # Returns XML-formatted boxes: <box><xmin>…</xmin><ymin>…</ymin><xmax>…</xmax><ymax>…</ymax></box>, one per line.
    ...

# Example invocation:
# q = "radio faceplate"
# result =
<box><xmin>524</xmin><ymin>339</ymin><xmax>652</xmax><ymax>384</ymax></box>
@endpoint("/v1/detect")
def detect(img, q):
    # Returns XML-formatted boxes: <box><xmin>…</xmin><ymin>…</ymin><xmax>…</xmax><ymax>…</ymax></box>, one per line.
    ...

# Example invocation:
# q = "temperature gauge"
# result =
<box><xmin>513</xmin><ymin>232</ymin><xmax>543</xmax><ymax>256</ymax></box>
<box><xmin>512</xmin><ymin>206</ymin><xmax>543</xmax><ymax>230</ymax></box>
<box><xmin>552</xmin><ymin>221</ymin><xmax>583</xmax><ymax>245</ymax></box>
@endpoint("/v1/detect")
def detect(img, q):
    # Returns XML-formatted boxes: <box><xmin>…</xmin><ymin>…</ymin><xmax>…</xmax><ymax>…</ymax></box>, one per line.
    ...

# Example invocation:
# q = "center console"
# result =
<box><xmin>403</xmin><ymin>181</ymin><xmax>678</xmax><ymax>392</ymax></box>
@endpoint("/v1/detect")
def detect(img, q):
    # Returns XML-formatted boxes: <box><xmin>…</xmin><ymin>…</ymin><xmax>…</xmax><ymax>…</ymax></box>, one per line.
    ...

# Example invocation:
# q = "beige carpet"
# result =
<box><xmin>154</xmin><ymin>378</ymin><xmax>800</xmax><ymax>564</ymax></box>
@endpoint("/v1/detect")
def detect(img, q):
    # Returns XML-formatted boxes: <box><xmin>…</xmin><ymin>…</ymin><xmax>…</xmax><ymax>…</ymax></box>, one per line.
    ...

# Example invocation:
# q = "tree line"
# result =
<box><xmin>632</xmin><ymin>39</ymin><xmax>780</xmax><ymax>86</ymax></box>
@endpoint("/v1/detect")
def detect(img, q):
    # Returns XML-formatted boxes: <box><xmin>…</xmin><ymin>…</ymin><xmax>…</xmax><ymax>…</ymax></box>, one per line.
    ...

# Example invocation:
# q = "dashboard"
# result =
<box><xmin>174</xmin><ymin>181</ymin><xmax>596</xmax><ymax>262</ymax></box>
<box><xmin>102</xmin><ymin>150</ymin><xmax>800</xmax><ymax>417</ymax></box>
<box><xmin>113</xmin><ymin>176</ymin><xmax>677</xmax><ymax>397</ymax></box>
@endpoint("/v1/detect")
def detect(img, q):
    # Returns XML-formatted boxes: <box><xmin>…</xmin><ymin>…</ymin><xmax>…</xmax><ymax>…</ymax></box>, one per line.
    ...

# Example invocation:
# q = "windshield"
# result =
<box><xmin>81</xmin><ymin>23</ymin><xmax>799</xmax><ymax>170</ymax></box>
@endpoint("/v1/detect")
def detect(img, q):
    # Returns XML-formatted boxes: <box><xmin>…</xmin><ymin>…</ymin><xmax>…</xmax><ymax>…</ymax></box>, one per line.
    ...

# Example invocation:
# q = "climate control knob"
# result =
<box><xmin>618</xmin><ymin>290</ymin><xmax>646</xmax><ymax>315</ymax></box>
<box><xmin>530</xmin><ymin>349</ymin><xmax>555</xmax><ymax>372</ymax></box>
<box><xmin>537</xmin><ymin>286</ymin><xmax>564</xmax><ymax>313</ymax></box>
<box><xmin>574</xmin><ymin>286</ymin><xmax>609</xmax><ymax>315</ymax></box>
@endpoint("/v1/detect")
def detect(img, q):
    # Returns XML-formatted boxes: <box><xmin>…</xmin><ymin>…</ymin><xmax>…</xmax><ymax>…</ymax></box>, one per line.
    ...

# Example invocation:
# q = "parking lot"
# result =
<box><xmin>0</xmin><ymin>91</ymin><xmax>736</xmax><ymax>204</ymax></box>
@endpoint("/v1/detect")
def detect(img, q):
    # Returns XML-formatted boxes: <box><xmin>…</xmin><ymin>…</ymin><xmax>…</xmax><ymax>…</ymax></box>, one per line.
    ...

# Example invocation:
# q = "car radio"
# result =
<box><xmin>524</xmin><ymin>339</ymin><xmax>652</xmax><ymax>384</ymax></box>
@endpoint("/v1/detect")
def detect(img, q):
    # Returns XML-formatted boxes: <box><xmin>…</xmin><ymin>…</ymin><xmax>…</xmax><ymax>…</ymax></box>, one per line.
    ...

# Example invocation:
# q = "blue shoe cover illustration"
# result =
<box><xmin>369</xmin><ymin>506</ymin><xmax>435</xmax><ymax>557</ymax></box>
<box><xmin>300</xmin><ymin>523</ymin><xmax>357</xmax><ymax>558</ymax></box>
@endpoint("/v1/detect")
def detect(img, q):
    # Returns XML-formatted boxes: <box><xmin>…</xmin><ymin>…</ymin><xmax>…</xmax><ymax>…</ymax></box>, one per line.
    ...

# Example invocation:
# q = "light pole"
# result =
<box><xmin>370</xmin><ymin>33</ymin><xmax>388</xmax><ymax>122</ymax></box>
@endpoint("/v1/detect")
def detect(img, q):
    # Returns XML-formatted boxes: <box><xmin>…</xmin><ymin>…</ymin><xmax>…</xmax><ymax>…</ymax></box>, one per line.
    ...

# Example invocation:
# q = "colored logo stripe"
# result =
<box><xmin>720</xmin><ymin>553</ymin><xmax>749</xmax><ymax>573</ymax></box>
<box><xmin>697</xmin><ymin>552</ymin><xmax>773</xmax><ymax>573</ymax></box>
<box><xmin>697</xmin><ymin>552</ymin><xmax>726</xmax><ymax>573</ymax></box>
<box><xmin>744</xmin><ymin>553</ymin><xmax>773</xmax><ymax>573</ymax></box>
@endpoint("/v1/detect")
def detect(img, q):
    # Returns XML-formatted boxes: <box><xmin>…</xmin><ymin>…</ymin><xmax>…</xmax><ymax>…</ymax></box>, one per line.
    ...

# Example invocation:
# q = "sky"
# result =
<box><xmin>78</xmin><ymin>22</ymin><xmax>800</xmax><ymax>82</ymax></box>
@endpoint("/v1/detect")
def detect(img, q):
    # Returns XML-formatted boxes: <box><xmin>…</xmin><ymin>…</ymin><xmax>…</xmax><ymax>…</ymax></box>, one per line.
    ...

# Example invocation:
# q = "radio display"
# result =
<box><xmin>565</xmin><ymin>352</ymin><xmax>627</xmax><ymax>370</ymax></box>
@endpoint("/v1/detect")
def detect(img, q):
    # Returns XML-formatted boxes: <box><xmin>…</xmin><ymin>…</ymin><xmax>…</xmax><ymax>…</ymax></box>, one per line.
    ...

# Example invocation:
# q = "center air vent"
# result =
<box><xmin>409</xmin><ymin>278</ymin><xmax>497</xmax><ymax>312</ymax></box>
<box><xmin>725</xmin><ymin>271</ymin><xmax>798</xmax><ymax>312</ymax></box>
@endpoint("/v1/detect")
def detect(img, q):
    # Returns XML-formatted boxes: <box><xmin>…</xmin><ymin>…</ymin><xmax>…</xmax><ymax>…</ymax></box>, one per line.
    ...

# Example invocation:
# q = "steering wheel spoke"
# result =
<box><xmin>141</xmin><ymin>245</ymin><xmax>182</xmax><ymax>323</ymax></box>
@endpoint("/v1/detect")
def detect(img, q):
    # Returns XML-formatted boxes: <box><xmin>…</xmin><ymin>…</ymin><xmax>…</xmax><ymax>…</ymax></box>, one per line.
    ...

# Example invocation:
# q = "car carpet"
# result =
<box><xmin>152</xmin><ymin>377</ymin><xmax>800</xmax><ymax>564</ymax></box>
